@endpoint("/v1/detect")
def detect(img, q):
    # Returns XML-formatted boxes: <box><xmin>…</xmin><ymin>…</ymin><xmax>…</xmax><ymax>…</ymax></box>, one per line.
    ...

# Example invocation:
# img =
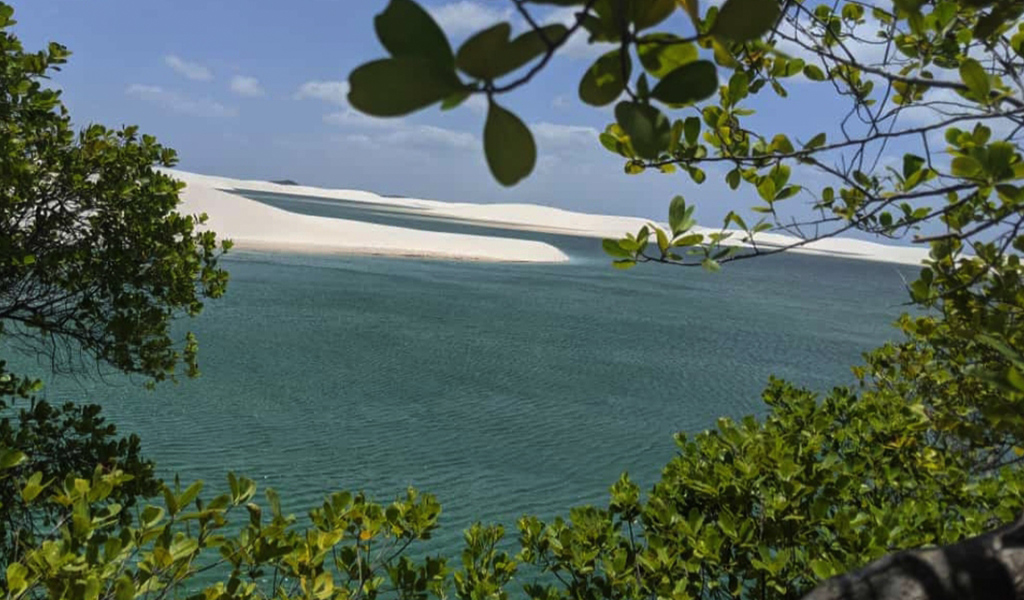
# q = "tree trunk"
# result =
<box><xmin>801</xmin><ymin>516</ymin><xmax>1024</xmax><ymax>600</ymax></box>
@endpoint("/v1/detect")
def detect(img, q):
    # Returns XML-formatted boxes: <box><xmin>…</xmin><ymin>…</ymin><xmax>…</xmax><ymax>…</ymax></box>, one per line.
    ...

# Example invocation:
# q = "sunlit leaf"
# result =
<box><xmin>579</xmin><ymin>50</ymin><xmax>630</xmax><ymax>106</ymax></box>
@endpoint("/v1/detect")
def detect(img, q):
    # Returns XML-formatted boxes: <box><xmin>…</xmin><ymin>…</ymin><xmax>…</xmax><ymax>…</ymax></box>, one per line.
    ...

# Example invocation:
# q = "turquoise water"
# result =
<box><xmin>9</xmin><ymin>190</ymin><xmax>914</xmax><ymax>559</ymax></box>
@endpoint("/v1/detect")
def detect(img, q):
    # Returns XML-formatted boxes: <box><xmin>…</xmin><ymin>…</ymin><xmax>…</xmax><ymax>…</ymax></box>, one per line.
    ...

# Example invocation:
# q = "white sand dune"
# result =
<box><xmin>167</xmin><ymin>169</ymin><xmax>931</xmax><ymax>267</ymax></box>
<box><xmin>169</xmin><ymin>171</ymin><xmax>568</xmax><ymax>263</ymax></box>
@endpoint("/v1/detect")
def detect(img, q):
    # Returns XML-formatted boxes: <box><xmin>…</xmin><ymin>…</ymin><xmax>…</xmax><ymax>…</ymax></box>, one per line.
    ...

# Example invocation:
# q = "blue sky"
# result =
<box><xmin>12</xmin><ymin>0</ymin><xmax>877</xmax><ymax>226</ymax></box>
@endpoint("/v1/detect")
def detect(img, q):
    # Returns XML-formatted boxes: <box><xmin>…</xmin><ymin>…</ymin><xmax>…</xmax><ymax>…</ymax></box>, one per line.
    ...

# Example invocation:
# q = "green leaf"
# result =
<box><xmin>456</xmin><ymin>23</ymin><xmax>567</xmax><ymax>80</ymax></box>
<box><xmin>7</xmin><ymin>564</ymin><xmax>28</xmax><ymax>595</ymax></box>
<box><xmin>973</xmin><ymin>8</ymin><xmax>1006</xmax><ymax>40</ymax></box>
<box><xmin>579</xmin><ymin>50</ymin><xmax>630</xmax><ymax>106</ymax></box>
<box><xmin>728</xmin><ymin>70</ymin><xmax>750</xmax><ymax>103</ymax></box>
<box><xmin>375</xmin><ymin>0</ymin><xmax>454</xmax><ymax>66</ymax></box>
<box><xmin>638</xmin><ymin>34</ymin><xmax>698</xmax><ymax>78</ymax></box>
<box><xmin>348</xmin><ymin>58</ymin><xmax>463</xmax><ymax>117</ymax></box>
<box><xmin>456</xmin><ymin>23</ymin><xmax>512</xmax><ymax>80</ymax></box>
<box><xmin>603</xmin><ymin>239</ymin><xmax>632</xmax><ymax>258</ymax></box>
<box><xmin>715</xmin><ymin>0</ymin><xmax>781</xmax><ymax>42</ymax></box>
<box><xmin>484</xmin><ymin>101</ymin><xmax>536</xmax><ymax>186</ymax></box>
<box><xmin>0</xmin><ymin>449</ymin><xmax>26</xmax><ymax>470</ymax></box>
<box><xmin>633</xmin><ymin>0</ymin><xmax>677</xmax><ymax>30</ymax></box>
<box><xmin>903</xmin><ymin>154</ymin><xmax>926</xmax><ymax>178</ymax></box>
<box><xmin>651</xmin><ymin>60</ymin><xmax>719</xmax><ymax>105</ymax></box>
<box><xmin>804</xmin><ymin>132</ymin><xmax>826</xmax><ymax>149</ymax></box>
<box><xmin>655</xmin><ymin>227</ymin><xmax>670</xmax><ymax>254</ymax></box>
<box><xmin>702</xmin><ymin>258</ymin><xmax>721</xmax><ymax>272</ymax></box>
<box><xmin>674</xmin><ymin>233</ymin><xmax>704</xmax><ymax>247</ymax></box>
<box><xmin>669</xmin><ymin>119</ymin><xmax>684</xmax><ymax>154</ymax></box>
<box><xmin>757</xmin><ymin>178</ymin><xmax>777</xmax><ymax>201</ymax></box>
<box><xmin>725</xmin><ymin>211</ymin><xmax>747</xmax><ymax>230</ymax></box>
<box><xmin>771</xmin><ymin>134</ymin><xmax>795</xmax><ymax>153</ymax></box>
<box><xmin>810</xmin><ymin>560</ymin><xmax>832</xmax><ymax>580</ymax></box>
<box><xmin>615</xmin><ymin>101</ymin><xmax>672</xmax><ymax>159</ymax></box>
<box><xmin>178</xmin><ymin>480</ymin><xmax>204</xmax><ymax>508</ymax></box>
<box><xmin>951</xmin><ymin>155</ymin><xmax>983</xmax><ymax>177</ymax></box>
<box><xmin>441</xmin><ymin>90</ymin><xmax>471</xmax><ymax>110</ymax></box>
<box><xmin>726</xmin><ymin>168</ymin><xmax>741</xmax><ymax>189</ymax></box>
<box><xmin>684</xmin><ymin>116</ymin><xmax>701</xmax><ymax>145</ymax></box>
<box><xmin>637</xmin><ymin>73</ymin><xmax>652</xmax><ymax>99</ymax></box>
<box><xmin>803</xmin><ymin>64</ymin><xmax>826</xmax><ymax>81</ymax></box>
<box><xmin>613</xmin><ymin>259</ymin><xmax>637</xmax><ymax>269</ymax></box>
<box><xmin>959</xmin><ymin>58</ymin><xmax>990</xmax><ymax>100</ymax></box>
<box><xmin>163</xmin><ymin>486</ymin><xmax>179</xmax><ymax>516</ymax></box>
<box><xmin>141</xmin><ymin>505</ymin><xmax>165</xmax><ymax>528</ymax></box>
<box><xmin>115</xmin><ymin>576</ymin><xmax>136</xmax><ymax>600</ymax></box>
<box><xmin>600</xmin><ymin>132</ymin><xmax>622</xmax><ymax>154</ymax></box>
<box><xmin>21</xmin><ymin>472</ymin><xmax>45</xmax><ymax>502</ymax></box>
<box><xmin>669</xmin><ymin>195</ymin><xmax>690</xmax><ymax>235</ymax></box>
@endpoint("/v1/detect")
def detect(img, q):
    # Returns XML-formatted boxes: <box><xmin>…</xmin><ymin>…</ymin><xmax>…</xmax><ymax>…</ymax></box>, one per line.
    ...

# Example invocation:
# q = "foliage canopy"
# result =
<box><xmin>2</xmin><ymin>0</ymin><xmax>1024</xmax><ymax>599</ymax></box>
<box><xmin>0</xmin><ymin>3</ymin><xmax>231</xmax><ymax>382</ymax></box>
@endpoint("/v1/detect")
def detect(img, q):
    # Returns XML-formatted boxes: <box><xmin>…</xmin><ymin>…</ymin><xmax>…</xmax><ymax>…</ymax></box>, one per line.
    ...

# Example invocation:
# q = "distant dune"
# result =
<box><xmin>167</xmin><ymin>169</ymin><xmax>930</xmax><ymax>267</ymax></box>
<box><xmin>169</xmin><ymin>170</ymin><xmax>569</xmax><ymax>263</ymax></box>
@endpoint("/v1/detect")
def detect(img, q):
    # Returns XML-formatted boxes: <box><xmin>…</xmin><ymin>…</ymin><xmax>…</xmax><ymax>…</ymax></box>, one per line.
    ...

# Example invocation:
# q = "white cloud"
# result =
<box><xmin>323</xmin><ymin>109</ymin><xmax>404</xmax><ymax>129</ymax></box>
<box><xmin>297</xmin><ymin>78</ymin><xmax>475</xmax><ymax>150</ymax></box>
<box><xmin>532</xmin><ymin>122</ymin><xmax>599</xmax><ymax>149</ymax></box>
<box><xmin>462</xmin><ymin>94</ymin><xmax>488</xmax><ymax>115</ymax></box>
<box><xmin>230</xmin><ymin>75</ymin><xmax>264</xmax><ymax>97</ymax></box>
<box><xmin>297</xmin><ymin>79</ymin><xmax>401</xmax><ymax>128</ymax></box>
<box><xmin>344</xmin><ymin>134</ymin><xmax>373</xmax><ymax>145</ymax></box>
<box><xmin>381</xmin><ymin>125</ymin><xmax>478</xmax><ymax>150</ymax></box>
<box><xmin>427</xmin><ymin>1</ymin><xmax>513</xmax><ymax>35</ymax></box>
<box><xmin>164</xmin><ymin>55</ymin><xmax>213</xmax><ymax>81</ymax></box>
<box><xmin>894</xmin><ymin>87</ymin><xmax>1020</xmax><ymax>140</ymax></box>
<box><xmin>126</xmin><ymin>84</ymin><xmax>237</xmax><ymax>118</ymax></box>
<box><xmin>294</xmin><ymin>80</ymin><xmax>349</xmax><ymax>105</ymax></box>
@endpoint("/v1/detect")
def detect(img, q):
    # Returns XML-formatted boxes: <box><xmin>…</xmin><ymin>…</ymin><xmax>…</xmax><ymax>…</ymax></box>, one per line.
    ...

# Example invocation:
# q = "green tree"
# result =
<box><xmin>0</xmin><ymin>0</ymin><xmax>227</xmax><ymax>579</ymax></box>
<box><xmin>3</xmin><ymin>0</ymin><xmax>1024</xmax><ymax>599</ymax></box>
<box><xmin>0</xmin><ymin>3</ymin><xmax>231</xmax><ymax>382</ymax></box>
<box><xmin>0</xmin><ymin>361</ymin><xmax>159</xmax><ymax>570</ymax></box>
<box><xmin>346</xmin><ymin>0</ymin><xmax>1024</xmax><ymax>596</ymax></box>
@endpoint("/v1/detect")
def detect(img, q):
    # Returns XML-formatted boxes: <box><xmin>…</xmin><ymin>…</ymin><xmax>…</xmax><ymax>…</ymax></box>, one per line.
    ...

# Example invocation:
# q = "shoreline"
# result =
<box><xmin>171</xmin><ymin>171</ymin><xmax>570</xmax><ymax>264</ymax></box>
<box><xmin>167</xmin><ymin>169</ymin><xmax>931</xmax><ymax>268</ymax></box>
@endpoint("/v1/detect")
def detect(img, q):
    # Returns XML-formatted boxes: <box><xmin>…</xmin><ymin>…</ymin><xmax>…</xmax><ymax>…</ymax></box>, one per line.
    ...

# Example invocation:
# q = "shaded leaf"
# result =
<box><xmin>484</xmin><ymin>101</ymin><xmax>536</xmax><ymax>186</ymax></box>
<box><xmin>348</xmin><ymin>58</ymin><xmax>463</xmax><ymax>117</ymax></box>
<box><xmin>651</xmin><ymin>60</ymin><xmax>719</xmax><ymax>105</ymax></box>
<box><xmin>615</xmin><ymin>101</ymin><xmax>672</xmax><ymax>159</ymax></box>
<box><xmin>375</xmin><ymin>0</ymin><xmax>454</xmax><ymax>66</ymax></box>
<box><xmin>715</xmin><ymin>0</ymin><xmax>781</xmax><ymax>41</ymax></box>
<box><xmin>633</xmin><ymin>0</ymin><xmax>677</xmax><ymax>30</ymax></box>
<box><xmin>457</xmin><ymin>23</ymin><xmax>567</xmax><ymax>80</ymax></box>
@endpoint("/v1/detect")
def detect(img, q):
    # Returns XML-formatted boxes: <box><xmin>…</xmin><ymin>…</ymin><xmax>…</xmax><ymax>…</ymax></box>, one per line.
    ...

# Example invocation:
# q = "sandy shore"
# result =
<box><xmin>170</xmin><ymin>171</ymin><xmax>569</xmax><ymax>263</ymax></box>
<box><xmin>167</xmin><ymin>170</ymin><xmax>930</xmax><ymax>267</ymax></box>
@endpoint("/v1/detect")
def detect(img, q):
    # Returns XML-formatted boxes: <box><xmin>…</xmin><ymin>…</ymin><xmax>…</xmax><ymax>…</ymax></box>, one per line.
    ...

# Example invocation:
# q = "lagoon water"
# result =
<box><xmin>12</xmin><ymin>190</ymin><xmax>914</xmax><ymax>557</ymax></box>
